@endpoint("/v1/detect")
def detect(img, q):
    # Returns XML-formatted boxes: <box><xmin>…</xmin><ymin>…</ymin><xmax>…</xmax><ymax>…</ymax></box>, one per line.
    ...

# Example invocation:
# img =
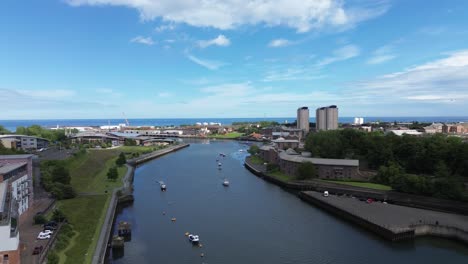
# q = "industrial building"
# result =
<box><xmin>316</xmin><ymin>105</ymin><xmax>338</xmax><ymax>131</ymax></box>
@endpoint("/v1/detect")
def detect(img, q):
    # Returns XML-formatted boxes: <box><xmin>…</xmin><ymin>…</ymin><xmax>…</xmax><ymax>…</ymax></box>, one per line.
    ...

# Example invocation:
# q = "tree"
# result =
<box><xmin>51</xmin><ymin>164</ymin><xmax>71</xmax><ymax>185</ymax></box>
<box><xmin>107</xmin><ymin>167</ymin><xmax>118</xmax><ymax>181</ymax></box>
<box><xmin>296</xmin><ymin>162</ymin><xmax>317</xmax><ymax>180</ymax></box>
<box><xmin>0</xmin><ymin>125</ymin><xmax>10</xmax><ymax>135</ymax></box>
<box><xmin>248</xmin><ymin>145</ymin><xmax>260</xmax><ymax>155</ymax></box>
<box><xmin>116</xmin><ymin>152</ymin><xmax>127</xmax><ymax>166</ymax></box>
<box><xmin>52</xmin><ymin>208</ymin><xmax>66</xmax><ymax>222</ymax></box>
<box><xmin>124</xmin><ymin>139</ymin><xmax>137</xmax><ymax>146</ymax></box>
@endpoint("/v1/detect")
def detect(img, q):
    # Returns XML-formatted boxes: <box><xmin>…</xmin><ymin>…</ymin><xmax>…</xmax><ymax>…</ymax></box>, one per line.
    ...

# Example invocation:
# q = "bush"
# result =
<box><xmin>34</xmin><ymin>214</ymin><xmax>47</xmax><ymax>225</ymax></box>
<box><xmin>52</xmin><ymin>209</ymin><xmax>66</xmax><ymax>222</ymax></box>
<box><xmin>116</xmin><ymin>152</ymin><xmax>127</xmax><ymax>166</ymax></box>
<box><xmin>107</xmin><ymin>167</ymin><xmax>118</xmax><ymax>181</ymax></box>
<box><xmin>248</xmin><ymin>145</ymin><xmax>260</xmax><ymax>155</ymax></box>
<box><xmin>47</xmin><ymin>251</ymin><xmax>59</xmax><ymax>264</ymax></box>
<box><xmin>296</xmin><ymin>162</ymin><xmax>317</xmax><ymax>180</ymax></box>
<box><xmin>266</xmin><ymin>163</ymin><xmax>279</xmax><ymax>172</ymax></box>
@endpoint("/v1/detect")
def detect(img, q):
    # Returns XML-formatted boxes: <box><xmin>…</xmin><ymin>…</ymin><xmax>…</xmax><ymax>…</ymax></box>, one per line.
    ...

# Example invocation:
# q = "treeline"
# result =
<box><xmin>16</xmin><ymin>125</ymin><xmax>69</xmax><ymax>142</ymax></box>
<box><xmin>40</xmin><ymin>160</ymin><xmax>77</xmax><ymax>199</ymax></box>
<box><xmin>305</xmin><ymin>129</ymin><xmax>468</xmax><ymax>200</ymax></box>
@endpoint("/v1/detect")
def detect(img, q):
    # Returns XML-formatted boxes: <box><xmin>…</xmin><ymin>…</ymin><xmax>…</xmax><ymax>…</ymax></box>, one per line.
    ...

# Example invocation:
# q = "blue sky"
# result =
<box><xmin>1</xmin><ymin>0</ymin><xmax>468</xmax><ymax>119</ymax></box>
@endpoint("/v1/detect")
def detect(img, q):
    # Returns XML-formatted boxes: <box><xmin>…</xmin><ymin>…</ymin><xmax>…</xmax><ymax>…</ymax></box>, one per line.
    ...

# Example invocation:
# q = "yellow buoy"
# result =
<box><xmin>185</xmin><ymin>232</ymin><xmax>189</xmax><ymax>236</ymax></box>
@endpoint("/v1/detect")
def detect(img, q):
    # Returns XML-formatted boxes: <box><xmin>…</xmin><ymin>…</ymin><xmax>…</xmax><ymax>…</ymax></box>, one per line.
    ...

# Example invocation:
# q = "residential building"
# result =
<box><xmin>297</xmin><ymin>107</ymin><xmax>310</xmax><ymax>134</ymax></box>
<box><xmin>0</xmin><ymin>154</ymin><xmax>34</xmax><ymax>264</ymax></box>
<box><xmin>272</xmin><ymin>138</ymin><xmax>300</xmax><ymax>150</ymax></box>
<box><xmin>387</xmin><ymin>130</ymin><xmax>423</xmax><ymax>136</ymax></box>
<box><xmin>258</xmin><ymin>146</ymin><xmax>361</xmax><ymax>180</ymax></box>
<box><xmin>0</xmin><ymin>135</ymin><xmax>49</xmax><ymax>151</ymax></box>
<box><xmin>442</xmin><ymin>123</ymin><xmax>468</xmax><ymax>134</ymax></box>
<box><xmin>316</xmin><ymin>105</ymin><xmax>338</xmax><ymax>131</ymax></box>
<box><xmin>423</xmin><ymin>123</ymin><xmax>443</xmax><ymax>134</ymax></box>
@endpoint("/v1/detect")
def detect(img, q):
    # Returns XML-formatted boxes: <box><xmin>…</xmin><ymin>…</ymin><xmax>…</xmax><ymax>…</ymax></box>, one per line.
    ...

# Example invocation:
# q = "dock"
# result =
<box><xmin>299</xmin><ymin>191</ymin><xmax>468</xmax><ymax>244</ymax></box>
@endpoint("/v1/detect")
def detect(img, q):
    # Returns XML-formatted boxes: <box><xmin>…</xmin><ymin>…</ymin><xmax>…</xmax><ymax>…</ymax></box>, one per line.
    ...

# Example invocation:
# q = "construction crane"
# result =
<box><xmin>122</xmin><ymin>112</ymin><xmax>130</xmax><ymax>126</ymax></box>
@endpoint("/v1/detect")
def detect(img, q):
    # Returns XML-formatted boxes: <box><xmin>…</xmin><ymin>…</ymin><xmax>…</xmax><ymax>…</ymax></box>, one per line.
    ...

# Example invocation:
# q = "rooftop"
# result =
<box><xmin>0</xmin><ymin>181</ymin><xmax>7</xmax><ymax>213</ymax></box>
<box><xmin>279</xmin><ymin>151</ymin><xmax>359</xmax><ymax>166</ymax></box>
<box><xmin>0</xmin><ymin>154</ymin><xmax>34</xmax><ymax>160</ymax></box>
<box><xmin>0</xmin><ymin>134</ymin><xmax>50</xmax><ymax>141</ymax></box>
<box><xmin>0</xmin><ymin>162</ymin><xmax>27</xmax><ymax>175</ymax></box>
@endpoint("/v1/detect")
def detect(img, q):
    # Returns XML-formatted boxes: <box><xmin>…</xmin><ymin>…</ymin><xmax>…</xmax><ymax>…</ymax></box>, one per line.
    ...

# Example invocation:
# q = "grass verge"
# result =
<box><xmin>268</xmin><ymin>170</ymin><xmax>293</xmax><ymax>182</ymax></box>
<box><xmin>320</xmin><ymin>179</ymin><xmax>392</xmax><ymax>191</ymax></box>
<box><xmin>249</xmin><ymin>155</ymin><xmax>265</xmax><ymax>165</ymax></box>
<box><xmin>57</xmin><ymin>195</ymin><xmax>109</xmax><ymax>264</ymax></box>
<box><xmin>208</xmin><ymin>132</ymin><xmax>243</xmax><ymax>139</ymax></box>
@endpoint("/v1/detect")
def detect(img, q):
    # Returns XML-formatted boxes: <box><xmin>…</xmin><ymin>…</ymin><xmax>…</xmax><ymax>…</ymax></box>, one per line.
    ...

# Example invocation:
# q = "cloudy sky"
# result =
<box><xmin>1</xmin><ymin>0</ymin><xmax>468</xmax><ymax>119</ymax></box>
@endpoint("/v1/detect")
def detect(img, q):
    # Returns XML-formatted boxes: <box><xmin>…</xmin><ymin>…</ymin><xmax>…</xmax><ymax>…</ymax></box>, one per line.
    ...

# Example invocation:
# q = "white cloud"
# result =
<box><xmin>198</xmin><ymin>35</ymin><xmax>230</xmax><ymax>48</ymax></box>
<box><xmin>366</xmin><ymin>44</ymin><xmax>396</xmax><ymax>64</ymax></box>
<box><xmin>353</xmin><ymin>50</ymin><xmax>468</xmax><ymax>103</ymax></box>
<box><xmin>268</xmin><ymin>39</ymin><xmax>292</xmax><ymax>48</ymax></box>
<box><xmin>130</xmin><ymin>36</ymin><xmax>155</xmax><ymax>45</ymax></box>
<box><xmin>21</xmin><ymin>89</ymin><xmax>76</xmax><ymax>98</ymax></box>
<box><xmin>187</xmin><ymin>55</ymin><xmax>225</xmax><ymax>70</ymax></box>
<box><xmin>66</xmin><ymin>0</ymin><xmax>389</xmax><ymax>33</ymax></box>
<box><xmin>155</xmin><ymin>24</ymin><xmax>176</xmax><ymax>32</ymax></box>
<box><xmin>317</xmin><ymin>44</ymin><xmax>360</xmax><ymax>66</ymax></box>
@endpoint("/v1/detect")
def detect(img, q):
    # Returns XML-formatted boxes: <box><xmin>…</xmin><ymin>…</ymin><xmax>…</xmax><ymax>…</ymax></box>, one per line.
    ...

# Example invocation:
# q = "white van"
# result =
<box><xmin>323</xmin><ymin>191</ymin><xmax>329</xmax><ymax>197</ymax></box>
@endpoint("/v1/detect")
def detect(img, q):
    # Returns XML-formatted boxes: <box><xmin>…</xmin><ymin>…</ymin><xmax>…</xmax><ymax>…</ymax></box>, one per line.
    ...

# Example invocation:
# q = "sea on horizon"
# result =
<box><xmin>1</xmin><ymin>117</ymin><xmax>468</xmax><ymax>132</ymax></box>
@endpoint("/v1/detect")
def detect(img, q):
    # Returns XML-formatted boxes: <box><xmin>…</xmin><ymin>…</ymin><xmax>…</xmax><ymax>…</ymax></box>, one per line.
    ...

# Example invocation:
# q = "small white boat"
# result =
<box><xmin>188</xmin><ymin>234</ymin><xmax>200</xmax><ymax>243</ymax></box>
<box><xmin>218</xmin><ymin>162</ymin><xmax>222</xmax><ymax>166</ymax></box>
<box><xmin>239</xmin><ymin>149</ymin><xmax>244</xmax><ymax>152</ymax></box>
<box><xmin>160</xmin><ymin>183</ymin><xmax>167</xmax><ymax>191</ymax></box>
<box><xmin>223</xmin><ymin>179</ymin><xmax>230</xmax><ymax>186</ymax></box>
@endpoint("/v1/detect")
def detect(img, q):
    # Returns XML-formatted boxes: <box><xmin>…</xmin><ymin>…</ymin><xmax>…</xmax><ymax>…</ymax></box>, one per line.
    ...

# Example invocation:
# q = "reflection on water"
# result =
<box><xmin>109</xmin><ymin>140</ymin><xmax>468</xmax><ymax>264</ymax></box>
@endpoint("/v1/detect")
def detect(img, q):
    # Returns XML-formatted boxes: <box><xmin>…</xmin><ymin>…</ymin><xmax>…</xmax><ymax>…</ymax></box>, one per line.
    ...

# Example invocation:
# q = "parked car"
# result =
<box><xmin>366</xmin><ymin>198</ymin><xmax>374</xmax><ymax>204</ymax></box>
<box><xmin>44</xmin><ymin>225</ymin><xmax>57</xmax><ymax>231</ymax></box>
<box><xmin>323</xmin><ymin>191</ymin><xmax>329</xmax><ymax>197</ymax></box>
<box><xmin>45</xmin><ymin>221</ymin><xmax>58</xmax><ymax>227</ymax></box>
<box><xmin>32</xmin><ymin>246</ymin><xmax>43</xmax><ymax>255</ymax></box>
<box><xmin>37</xmin><ymin>233</ymin><xmax>51</xmax><ymax>240</ymax></box>
<box><xmin>42</xmin><ymin>230</ymin><xmax>53</xmax><ymax>235</ymax></box>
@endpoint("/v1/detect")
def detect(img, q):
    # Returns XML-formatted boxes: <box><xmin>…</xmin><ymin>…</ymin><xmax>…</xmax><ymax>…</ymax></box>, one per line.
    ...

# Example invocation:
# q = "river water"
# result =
<box><xmin>110</xmin><ymin>140</ymin><xmax>468</xmax><ymax>264</ymax></box>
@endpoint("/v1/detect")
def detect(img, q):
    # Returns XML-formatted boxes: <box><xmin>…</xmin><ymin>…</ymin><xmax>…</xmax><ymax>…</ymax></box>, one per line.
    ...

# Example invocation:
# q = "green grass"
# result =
<box><xmin>268</xmin><ymin>170</ymin><xmax>292</xmax><ymax>182</ymax></box>
<box><xmin>118</xmin><ymin>145</ymin><xmax>162</xmax><ymax>153</ymax></box>
<box><xmin>208</xmin><ymin>132</ymin><xmax>243</xmax><ymax>139</ymax></box>
<box><xmin>57</xmin><ymin>195</ymin><xmax>109</xmax><ymax>264</ymax></box>
<box><xmin>320</xmin><ymin>180</ymin><xmax>392</xmax><ymax>191</ymax></box>
<box><xmin>249</xmin><ymin>155</ymin><xmax>265</xmax><ymax>165</ymax></box>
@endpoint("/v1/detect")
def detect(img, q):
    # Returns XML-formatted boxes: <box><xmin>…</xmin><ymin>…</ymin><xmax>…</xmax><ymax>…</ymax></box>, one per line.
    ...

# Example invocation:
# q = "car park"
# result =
<box><xmin>42</xmin><ymin>230</ymin><xmax>53</xmax><ymax>235</ymax></box>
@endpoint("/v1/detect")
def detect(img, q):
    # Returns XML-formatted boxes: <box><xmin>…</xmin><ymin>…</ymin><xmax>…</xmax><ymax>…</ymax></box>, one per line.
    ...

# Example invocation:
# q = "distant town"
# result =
<box><xmin>1</xmin><ymin>106</ymin><xmax>468</xmax><ymax>264</ymax></box>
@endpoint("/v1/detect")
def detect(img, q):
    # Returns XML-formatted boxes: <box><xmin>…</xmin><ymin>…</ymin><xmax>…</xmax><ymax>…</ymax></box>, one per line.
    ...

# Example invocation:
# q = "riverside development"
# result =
<box><xmin>0</xmin><ymin>116</ymin><xmax>468</xmax><ymax>264</ymax></box>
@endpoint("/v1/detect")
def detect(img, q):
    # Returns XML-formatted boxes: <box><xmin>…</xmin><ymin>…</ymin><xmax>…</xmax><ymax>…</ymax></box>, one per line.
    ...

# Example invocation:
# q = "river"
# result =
<box><xmin>109</xmin><ymin>140</ymin><xmax>468</xmax><ymax>264</ymax></box>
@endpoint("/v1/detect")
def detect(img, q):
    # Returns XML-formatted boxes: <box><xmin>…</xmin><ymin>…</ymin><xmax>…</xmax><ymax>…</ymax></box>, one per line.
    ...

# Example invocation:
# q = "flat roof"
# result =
<box><xmin>0</xmin><ymin>162</ymin><xmax>27</xmax><ymax>175</ymax></box>
<box><xmin>0</xmin><ymin>181</ymin><xmax>7</xmax><ymax>213</ymax></box>
<box><xmin>273</xmin><ymin>139</ymin><xmax>299</xmax><ymax>143</ymax></box>
<box><xmin>0</xmin><ymin>134</ymin><xmax>49</xmax><ymax>141</ymax></box>
<box><xmin>279</xmin><ymin>151</ymin><xmax>359</xmax><ymax>166</ymax></box>
<box><xmin>0</xmin><ymin>154</ymin><xmax>34</xmax><ymax>160</ymax></box>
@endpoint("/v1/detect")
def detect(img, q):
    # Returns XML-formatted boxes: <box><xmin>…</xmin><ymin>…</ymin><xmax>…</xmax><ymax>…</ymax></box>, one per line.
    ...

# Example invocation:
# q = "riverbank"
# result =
<box><xmin>93</xmin><ymin>143</ymin><xmax>190</xmax><ymax>264</ymax></box>
<box><xmin>244</xmin><ymin>156</ymin><xmax>468</xmax><ymax>245</ymax></box>
<box><xmin>299</xmin><ymin>191</ymin><xmax>468</xmax><ymax>244</ymax></box>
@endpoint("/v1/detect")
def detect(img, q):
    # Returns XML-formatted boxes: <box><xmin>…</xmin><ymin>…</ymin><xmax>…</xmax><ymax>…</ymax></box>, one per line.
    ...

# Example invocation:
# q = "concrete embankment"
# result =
<box><xmin>127</xmin><ymin>143</ymin><xmax>190</xmax><ymax>166</ymax></box>
<box><xmin>93</xmin><ymin>144</ymin><xmax>190</xmax><ymax>264</ymax></box>
<box><xmin>244</xmin><ymin>156</ymin><xmax>468</xmax><ymax>216</ymax></box>
<box><xmin>299</xmin><ymin>191</ymin><xmax>468</xmax><ymax>245</ymax></box>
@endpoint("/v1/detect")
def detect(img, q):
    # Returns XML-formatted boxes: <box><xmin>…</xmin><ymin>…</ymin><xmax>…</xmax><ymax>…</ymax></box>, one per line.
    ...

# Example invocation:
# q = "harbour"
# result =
<box><xmin>108</xmin><ymin>140</ymin><xmax>468</xmax><ymax>264</ymax></box>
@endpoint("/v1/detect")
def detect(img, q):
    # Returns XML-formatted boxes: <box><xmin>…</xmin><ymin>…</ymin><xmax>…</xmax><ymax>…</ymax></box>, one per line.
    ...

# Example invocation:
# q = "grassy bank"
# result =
<box><xmin>249</xmin><ymin>155</ymin><xmax>265</xmax><ymax>165</ymax></box>
<box><xmin>208</xmin><ymin>132</ymin><xmax>243</xmax><ymax>139</ymax></box>
<box><xmin>320</xmin><ymin>179</ymin><xmax>392</xmax><ymax>191</ymax></box>
<box><xmin>52</xmin><ymin>146</ymin><xmax>157</xmax><ymax>264</ymax></box>
<box><xmin>268</xmin><ymin>170</ymin><xmax>292</xmax><ymax>182</ymax></box>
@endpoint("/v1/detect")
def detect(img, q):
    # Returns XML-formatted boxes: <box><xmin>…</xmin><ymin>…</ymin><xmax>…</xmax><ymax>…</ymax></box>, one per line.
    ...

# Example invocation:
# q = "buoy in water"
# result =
<box><xmin>198</xmin><ymin>243</ymin><xmax>203</xmax><ymax>248</ymax></box>
<box><xmin>185</xmin><ymin>232</ymin><xmax>189</xmax><ymax>236</ymax></box>
<box><xmin>163</xmin><ymin>211</ymin><xmax>166</xmax><ymax>215</ymax></box>
<box><xmin>200</xmin><ymin>253</ymin><xmax>204</xmax><ymax>257</ymax></box>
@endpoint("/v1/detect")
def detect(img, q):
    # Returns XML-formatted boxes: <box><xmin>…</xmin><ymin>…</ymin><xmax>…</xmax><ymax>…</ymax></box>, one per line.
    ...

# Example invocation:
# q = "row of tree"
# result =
<box><xmin>40</xmin><ymin>161</ymin><xmax>76</xmax><ymax>199</ymax></box>
<box><xmin>305</xmin><ymin>129</ymin><xmax>468</xmax><ymax>200</ymax></box>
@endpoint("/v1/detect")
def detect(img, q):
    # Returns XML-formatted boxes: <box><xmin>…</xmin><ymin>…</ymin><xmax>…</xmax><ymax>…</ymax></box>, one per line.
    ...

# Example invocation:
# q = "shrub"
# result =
<box><xmin>34</xmin><ymin>214</ymin><xmax>47</xmax><ymax>225</ymax></box>
<box><xmin>296</xmin><ymin>162</ymin><xmax>317</xmax><ymax>180</ymax></box>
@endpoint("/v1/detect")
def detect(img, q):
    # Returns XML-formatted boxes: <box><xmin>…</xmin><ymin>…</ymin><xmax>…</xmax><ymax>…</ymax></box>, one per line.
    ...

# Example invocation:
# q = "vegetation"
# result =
<box><xmin>16</xmin><ymin>125</ymin><xmax>67</xmax><ymax>142</ymax></box>
<box><xmin>40</xmin><ymin>162</ymin><xmax>76</xmax><ymax>200</ymax></box>
<box><xmin>57</xmin><ymin>195</ymin><xmax>108</xmax><ymax>264</ymax></box>
<box><xmin>107</xmin><ymin>167</ymin><xmax>118</xmax><ymax>181</ymax></box>
<box><xmin>296</xmin><ymin>162</ymin><xmax>317</xmax><ymax>180</ymax></box>
<box><xmin>249</xmin><ymin>155</ymin><xmax>264</xmax><ymax>165</ymax></box>
<box><xmin>208</xmin><ymin>132</ymin><xmax>243</xmax><ymax>139</ymax></box>
<box><xmin>305</xmin><ymin>129</ymin><xmax>468</xmax><ymax>200</ymax></box>
<box><xmin>248</xmin><ymin>145</ymin><xmax>260</xmax><ymax>155</ymax></box>
<box><xmin>115</xmin><ymin>152</ymin><xmax>126</xmax><ymax>166</ymax></box>
<box><xmin>320</xmin><ymin>179</ymin><xmax>392</xmax><ymax>191</ymax></box>
<box><xmin>124</xmin><ymin>138</ymin><xmax>137</xmax><ymax>146</ymax></box>
<box><xmin>0</xmin><ymin>125</ymin><xmax>10</xmax><ymax>134</ymax></box>
<box><xmin>34</xmin><ymin>214</ymin><xmax>47</xmax><ymax>225</ymax></box>
<box><xmin>269</xmin><ymin>170</ymin><xmax>292</xmax><ymax>182</ymax></box>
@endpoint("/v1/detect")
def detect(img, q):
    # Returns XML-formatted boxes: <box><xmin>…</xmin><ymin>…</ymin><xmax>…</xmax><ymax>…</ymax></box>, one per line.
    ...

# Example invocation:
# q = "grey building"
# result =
<box><xmin>296</xmin><ymin>107</ymin><xmax>310</xmax><ymax>134</ymax></box>
<box><xmin>316</xmin><ymin>105</ymin><xmax>338</xmax><ymax>131</ymax></box>
<box><xmin>0</xmin><ymin>135</ymin><xmax>49</xmax><ymax>150</ymax></box>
